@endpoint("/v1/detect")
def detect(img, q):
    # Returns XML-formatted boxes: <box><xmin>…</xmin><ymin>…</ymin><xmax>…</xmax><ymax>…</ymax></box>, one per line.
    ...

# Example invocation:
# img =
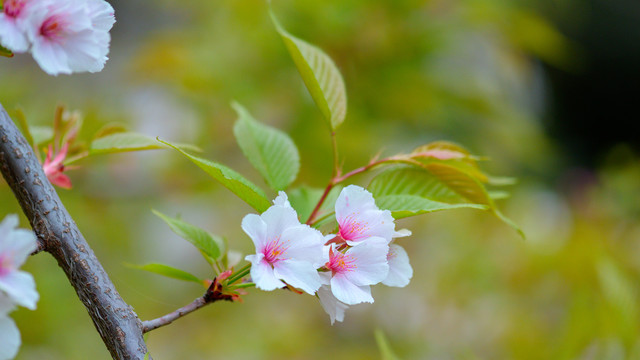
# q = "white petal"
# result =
<box><xmin>383</xmin><ymin>244</ymin><xmax>413</xmax><ymax>287</ymax></box>
<box><xmin>0</xmin><ymin>215</ymin><xmax>19</xmax><ymax>239</ymax></box>
<box><xmin>261</xmin><ymin>204</ymin><xmax>300</xmax><ymax>241</ymax></box>
<box><xmin>272</xmin><ymin>191</ymin><xmax>292</xmax><ymax>208</ymax></box>
<box><xmin>0</xmin><ymin>293</ymin><xmax>15</xmax><ymax>316</ymax></box>
<box><xmin>343</xmin><ymin>237</ymin><xmax>389</xmax><ymax>286</ymax></box>
<box><xmin>245</xmin><ymin>255</ymin><xmax>285</xmax><ymax>291</ymax></box>
<box><xmin>64</xmin><ymin>29</ymin><xmax>108</xmax><ymax>73</ymax></box>
<box><xmin>0</xmin><ymin>16</ymin><xmax>29</xmax><ymax>53</ymax></box>
<box><xmin>30</xmin><ymin>39</ymin><xmax>72</xmax><ymax>75</ymax></box>
<box><xmin>241</xmin><ymin>214</ymin><xmax>267</xmax><ymax>249</ymax></box>
<box><xmin>336</xmin><ymin>185</ymin><xmax>395</xmax><ymax>243</ymax></box>
<box><xmin>330</xmin><ymin>274</ymin><xmax>373</xmax><ymax>305</ymax></box>
<box><xmin>393</xmin><ymin>228</ymin><xmax>412</xmax><ymax>238</ymax></box>
<box><xmin>86</xmin><ymin>0</ymin><xmax>116</xmax><ymax>32</ymax></box>
<box><xmin>273</xmin><ymin>259</ymin><xmax>322</xmax><ymax>295</ymax></box>
<box><xmin>279</xmin><ymin>225</ymin><xmax>324</xmax><ymax>266</ymax></box>
<box><xmin>0</xmin><ymin>271</ymin><xmax>38</xmax><ymax>310</ymax></box>
<box><xmin>3</xmin><ymin>228</ymin><xmax>37</xmax><ymax>269</ymax></box>
<box><xmin>0</xmin><ymin>315</ymin><xmax>20</xmax><ymax>360</ymax></box>
<box><xmin>317</xmin><ymin>285</ymin><xmax>348</xmax><ymax>325</ymax></box>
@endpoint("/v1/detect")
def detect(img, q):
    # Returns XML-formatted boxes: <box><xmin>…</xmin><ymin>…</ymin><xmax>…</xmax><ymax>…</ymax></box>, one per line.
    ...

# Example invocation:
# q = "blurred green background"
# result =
<box><xmin>1</xmin><ymin>0</ymin><xmax>639</xmax><ymax>358</ymax></box>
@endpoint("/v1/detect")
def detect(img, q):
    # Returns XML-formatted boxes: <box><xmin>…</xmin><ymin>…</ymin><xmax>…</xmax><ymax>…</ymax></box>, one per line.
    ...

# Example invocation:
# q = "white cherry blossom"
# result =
<box><xmin>24</xmin><ymin>0</ymin><xmax>115</xmax><ymax>75</ymax></box>
<box><xmin>0</xmin><ymin>0</ymin><xmax>33</xmax><ymax>52</ymax></box>
<box><xmin>243</xmin><ymin>192</ymin><xmax>325</xmax><ymax>295</ymax></box>
<box><xmin>323</xmin><ymin>238</ymin><xmax>389</xmax><ymax>305</ymax></box>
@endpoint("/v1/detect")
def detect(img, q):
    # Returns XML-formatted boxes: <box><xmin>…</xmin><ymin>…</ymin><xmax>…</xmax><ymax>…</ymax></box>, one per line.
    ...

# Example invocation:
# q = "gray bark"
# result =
<box><xmin>0</xmin><ymin>104</ymin><xmax>148</xmax><ymax>359</ymax></box>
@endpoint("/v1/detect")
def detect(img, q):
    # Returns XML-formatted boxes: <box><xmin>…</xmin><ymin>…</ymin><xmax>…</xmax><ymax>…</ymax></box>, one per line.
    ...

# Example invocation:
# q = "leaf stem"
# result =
<box><xmin>331</xmin><ymin>131</ymin><xmax>339</xmax><ymax>176</ymax></box>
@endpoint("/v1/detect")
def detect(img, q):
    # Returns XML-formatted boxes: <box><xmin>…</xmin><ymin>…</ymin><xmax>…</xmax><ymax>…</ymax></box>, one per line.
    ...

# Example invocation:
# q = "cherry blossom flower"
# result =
<box><xmin>317</xmin><ymin>285</ymin><xmax>348</xmax><ymax>325</ymax></box>
<box><xmin>382</xmin><ymin>243</ymin><xmax>413</xmax><ymax>287</ymax></box>
<box><xmin>24</xmin><ymin>0</ymin><xmax>115</xmax><ymax>75</ymax></box>
<box><xmin>335</xmin><ymin>185</ymin><xmax>410</xmax><ymax>246</ymax></box>
<box><xmin>42</xmin><ymin>143</ymin><xmax>72</xmax><ymax>189</ymax></box>
<box><xmin>0</xmin><ymin>214</ymin><xmax>38</xmax><ymax>310</ymax></box>
<box><xmin>243</xmin><ymin>192</ymin><xmax>325</xmax><ymax>295</ymax></box>
<box><xmin>323</xmin><ymin>238</ymin><xmax>389</xmax><ymax>305</ymax></box>
<box><xmin>0</xmin><ymin>0</ymin><xmax>33</xmax><ymax>52</ymax></box>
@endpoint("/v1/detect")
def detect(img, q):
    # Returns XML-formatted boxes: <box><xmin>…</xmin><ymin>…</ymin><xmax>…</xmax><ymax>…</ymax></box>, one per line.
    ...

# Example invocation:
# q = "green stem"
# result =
<box><xmin>228</xmin><ymin>282</ymin><xmax>255</xmax><ymax>290</ymax></box>
<box><xmin>227</xmin><ymin>263</ymin><xmax>251</xmax><ymax>285</ymax></box>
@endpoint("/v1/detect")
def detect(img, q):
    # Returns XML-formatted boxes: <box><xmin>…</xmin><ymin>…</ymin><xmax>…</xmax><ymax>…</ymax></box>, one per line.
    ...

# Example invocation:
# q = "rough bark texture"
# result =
<box><xmin>0</xmin><ymin>104</ymin><xmax>148</xmax><ymax>359</ymax></box>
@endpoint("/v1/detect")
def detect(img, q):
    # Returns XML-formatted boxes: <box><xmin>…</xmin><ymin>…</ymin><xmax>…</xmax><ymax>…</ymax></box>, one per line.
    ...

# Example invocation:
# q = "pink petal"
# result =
<box><xmin>49</xmin><ymin>173</ymin><xmax>72</xmax><ymax>189</ymax></box>
<box><xmin>382</xmin><ymin>244</ymin><xmax>413</xmax><ymax>287</ymax></box>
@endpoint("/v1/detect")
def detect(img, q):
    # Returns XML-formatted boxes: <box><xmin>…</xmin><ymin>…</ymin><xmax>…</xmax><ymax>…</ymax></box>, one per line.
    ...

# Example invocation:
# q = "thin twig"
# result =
<box><xmin>142</xmin><ymin>296</ymin><xmax>209</xmax><ymax>333</ymax></box>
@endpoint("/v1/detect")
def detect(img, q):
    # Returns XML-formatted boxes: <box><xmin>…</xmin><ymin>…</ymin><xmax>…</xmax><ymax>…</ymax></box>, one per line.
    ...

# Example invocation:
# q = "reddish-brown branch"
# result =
<box><xmin>305</xmin><ymin>156</ymin><xmax>403</xmax><ymax>225</ymax></box>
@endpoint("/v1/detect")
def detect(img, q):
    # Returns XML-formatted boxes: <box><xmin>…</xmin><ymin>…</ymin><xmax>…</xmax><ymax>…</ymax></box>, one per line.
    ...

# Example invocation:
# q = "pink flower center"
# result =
<box><xmin>3</xmin><ymin>0</ymin><xmax>25</xmax><ymax>18</ymax></box>
<box><xmin>0</xmin><ymin>254</ymin><xmax>11</xmax><ymax>276</ymax></box>
<box><xmin>40</xmin><ymin>15</ymin><xmax>66</xmax><ymax>41</ymax></box>
<box><xmin>262</xmin><ymin>238</ymin><xmax>288</xmax><ymax>264</ymax></box>
<box><xmin>325</xmin><ymin>248</ymin><xmax>357</xmax><ymax>276</ymax></box>
<box><xmin>339</xmin><ymin>215</ymin><xmax>369</xmax><ymax>241</ymax></box>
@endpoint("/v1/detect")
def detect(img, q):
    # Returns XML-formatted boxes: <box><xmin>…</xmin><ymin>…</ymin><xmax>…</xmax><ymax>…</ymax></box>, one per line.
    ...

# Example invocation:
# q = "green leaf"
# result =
<box><xmin>376</xmin><ymin>194</ymin><xmax>487</xmax><ymax>219</ymax></box>
<box><xmin>369</xmin><ymin>166</ymin><xmax>523</xmax><ymax>237</ymax></box>
<box><xmin>411</xmin><ymin>141</ymin><xmax>489</xmax><ymax>183</ymax></box>
<box><xmin>159</xmin><ymin>139</ymin><xmax>271</xmax><ymax>212</ymax></box>
<box><xmin>12</xmin><ymin>108</ymin><xmax>34</xmax><ymax>148</ymax></box>
<box><xmin>152</xmin><ymin>210</ymin><xmax>224</xmax><ymax>260</ymax></box>
<box><xmin>232</xmin><ymin>102</ymin><xmax>300</xmax><ymax>191</ymax></box>
<box><xmin>30</xmin><ymin>126</ymin><xmax>54</xmax><ymax>145</ymax></box>
<box><xmin>271</xmin><ymin>12</ymin><xmax>347</xmax><ymax>130</ymax></box>
<box><xmin>369</xmin><ymin>166</ymin><xmax>471</xmax><ymax>204</ymax></box>
<box><xmin>0</xmin><ymin>44</ymin><xmax>12</xmax><ymax>57</ymax></box>
<box><xmin>89</xmin><ymin>133</ymin><xmax>201</xmax><ymax>155</ymax></box>
<box><xmin>374</xmin><ymin>328</ymin><xmax>399</xmax><ymax>360</ymax></box>
<box><xmin>423</xmin><ymin>162</ymin><xmax>491</xmax><ymax>205</ymax></box>
<box><xmin>93</xmin><ymin>123</ymin><xmax>128</xmax><ymax>139</ymax></box>
<box><xmin>131</xmin><ymin>263</ymin><xmax>202</xmax><ymax>284</ymax></box>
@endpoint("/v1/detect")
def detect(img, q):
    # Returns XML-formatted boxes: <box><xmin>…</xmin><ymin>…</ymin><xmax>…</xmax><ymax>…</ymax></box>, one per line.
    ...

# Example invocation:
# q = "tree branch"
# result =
<box><xmin>0</xmin><ymin>104</ymin><xmax>149</xmax><ymax>360</ymax></box>
<box><xmin>142</xmin><ymin>296</ymin><xmax>209</xmax><ymax>333</ymax></box>
<box><xmin>142</xmin><ymin>278</ymin><xmax>238</xmax><ymax>333</ymax></box>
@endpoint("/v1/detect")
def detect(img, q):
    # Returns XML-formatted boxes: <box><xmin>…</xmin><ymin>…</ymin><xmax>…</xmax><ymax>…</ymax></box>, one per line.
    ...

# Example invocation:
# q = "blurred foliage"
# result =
<box><xmin>0</xmin><ymin>0</ymin><xmax>638</xmax><ymax>359</ymax></box>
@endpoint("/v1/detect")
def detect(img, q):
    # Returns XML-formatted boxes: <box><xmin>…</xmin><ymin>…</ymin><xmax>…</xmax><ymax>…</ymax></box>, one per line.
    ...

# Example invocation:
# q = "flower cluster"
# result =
<box><xmin>0</xmin><ymin>0</ymin><xmax>115</xmax><ymax>75</ymax></box>
<box><xmin>0</xmin><ymin>215</ymin><xmax>38</xmax><ymax>360</ymax></box>
<box><xmin>242</xmin><ymin>185</ymin><xmax>413</xmax><ymax>324</ymax></box>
